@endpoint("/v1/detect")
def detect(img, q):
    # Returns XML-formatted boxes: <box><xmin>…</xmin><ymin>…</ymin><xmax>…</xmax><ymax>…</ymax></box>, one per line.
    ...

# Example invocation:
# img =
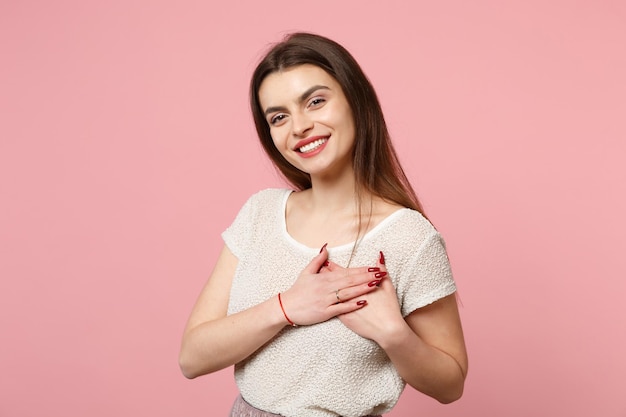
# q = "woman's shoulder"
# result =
<box><xmin>374</xmin><ymin>198</ymin><xmax>434</xmax><ymax>233</ymax></box>
<box><xmin>243</xmin><ymin>188</ymin><xmax>293</xmax><ymax>207</ymax></box>
<box><xmin>379</xmin><ymin>206</ymin><xmax>439</xmax><ymax>249</ymax></box>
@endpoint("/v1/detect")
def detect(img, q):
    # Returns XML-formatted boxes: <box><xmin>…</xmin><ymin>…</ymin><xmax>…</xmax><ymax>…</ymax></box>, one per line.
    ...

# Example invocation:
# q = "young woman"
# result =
<box><xmin>179</xmin><ymin>32</ymin><xmax>468</xmax><ymax>417</ymax></box>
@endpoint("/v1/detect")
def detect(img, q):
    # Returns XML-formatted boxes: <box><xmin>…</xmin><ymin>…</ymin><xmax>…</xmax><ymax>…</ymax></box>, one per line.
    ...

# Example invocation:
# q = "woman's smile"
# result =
<box><xmin>294</xmin><ymin>135</ymin><xmax>329</xmax><ymax>156</ymax></box>
<box><xmin>258</xmin><ymin>64</ymin><xmax>356</xmax><ymax>176</ymax></box>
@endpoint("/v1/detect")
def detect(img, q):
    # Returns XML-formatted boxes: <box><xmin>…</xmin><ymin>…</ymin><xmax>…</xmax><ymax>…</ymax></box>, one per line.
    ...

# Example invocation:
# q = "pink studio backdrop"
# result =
<box><xmin>1</xmin><ymin>1</ymin><xmax>625</xmax><ymax>416</ymax></box>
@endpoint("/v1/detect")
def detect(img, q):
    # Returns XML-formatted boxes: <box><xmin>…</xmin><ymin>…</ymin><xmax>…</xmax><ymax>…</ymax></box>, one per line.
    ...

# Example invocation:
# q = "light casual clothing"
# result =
<box><xmin>222</xmin><ymin>189</ymin><xmax>456</xmax><ymax>417</ymax></box>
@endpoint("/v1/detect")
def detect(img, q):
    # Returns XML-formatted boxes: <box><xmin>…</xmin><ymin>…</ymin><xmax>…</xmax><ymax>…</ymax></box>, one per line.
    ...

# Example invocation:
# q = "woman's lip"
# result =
<box><xmin>293</xmin><ymin>135</ymin><xmax>330</xmax><ymax>151</ymax></box>
<box><xmin>297</xmin><ymin>138</ymin><xmax>329</xmax><ymax>158</ymax></box>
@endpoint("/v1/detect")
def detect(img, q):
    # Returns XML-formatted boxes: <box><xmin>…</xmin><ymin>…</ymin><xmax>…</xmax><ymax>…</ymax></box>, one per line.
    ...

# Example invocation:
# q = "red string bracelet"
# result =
<box><xmin>278</xmin><ymin>293</ymin><xmax>297</xmax><ymax>327</ymax></box>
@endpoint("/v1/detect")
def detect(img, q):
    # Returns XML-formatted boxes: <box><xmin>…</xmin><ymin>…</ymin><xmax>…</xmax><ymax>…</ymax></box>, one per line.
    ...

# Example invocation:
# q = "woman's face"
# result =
<box><xmin>258</xmin><ymin>64</ymin><xmax>356</xmax><ymax>179</ymax></box>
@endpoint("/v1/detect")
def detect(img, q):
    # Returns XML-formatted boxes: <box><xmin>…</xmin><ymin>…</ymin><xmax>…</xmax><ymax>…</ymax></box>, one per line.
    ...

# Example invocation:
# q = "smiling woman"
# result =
<box><xmin>179</xmin><ymin>32</ymin><xmax>467</xmax><ymax>417</ymax></box>
<box><xmin>259</xmin><ymin>65</ymin><xmax>356</xmax><ymax>180</ymax></box>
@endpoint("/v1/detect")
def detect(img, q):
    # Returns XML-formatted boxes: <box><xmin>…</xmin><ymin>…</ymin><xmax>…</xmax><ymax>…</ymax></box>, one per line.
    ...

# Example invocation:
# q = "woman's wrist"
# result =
<box><xmin>376</xmin><ymin>318</ymin><xmax>415</xmax><ymax>351</ymax></box>
<box><xmin>278</xmin><ymin>292</ymin><xmax>298</xmax><ymax>327</ymax></box>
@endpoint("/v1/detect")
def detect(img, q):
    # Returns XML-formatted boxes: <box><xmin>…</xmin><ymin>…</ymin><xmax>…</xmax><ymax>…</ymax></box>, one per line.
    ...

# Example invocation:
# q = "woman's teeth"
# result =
<box><xmin>299</xmin><ymin>138</ymin><xmax>327</xmax><ymax>153</ymax></box>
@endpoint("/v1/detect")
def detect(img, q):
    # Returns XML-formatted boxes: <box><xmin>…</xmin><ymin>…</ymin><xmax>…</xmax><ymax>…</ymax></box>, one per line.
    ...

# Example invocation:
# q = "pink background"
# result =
<box><xmin>1</xmin><ymin>1</ymin><xmax>625</xmax><ymax>416</ymax></box>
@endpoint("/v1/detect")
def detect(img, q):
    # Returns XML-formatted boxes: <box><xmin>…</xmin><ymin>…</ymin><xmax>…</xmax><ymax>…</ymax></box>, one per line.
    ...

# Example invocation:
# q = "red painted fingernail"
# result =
<box><xmin>374</xmin><ymin>271</ymin><xmax>387</xmax><ymax>278</ymax></box>
<box><xmin>323</xmin><ymin>260</ymin><xmax>329</xmax><ymax>267</ymax></box>
<box><xmin>379</xmin><ymin>251</ymin><xmax>385</xmax><ymax>265</ymax></box>
<box><xmin>319</xmin><ymin>243</ymin><xmax>328</xmax><ymax>253</ymax></box>
<box><xmin>368</xmin><ymin>280</ymin><xmax>381</xmax><ymax>287</ymax></box>
<box><xmin>368</xmin><ymin>267</ymin><xmax>380</xmax><ymax>272</ymax></box>
<box><xmin>357</xmin><ymin>300</ymin><xmax>367</xmax><ymax>306</ymax></box>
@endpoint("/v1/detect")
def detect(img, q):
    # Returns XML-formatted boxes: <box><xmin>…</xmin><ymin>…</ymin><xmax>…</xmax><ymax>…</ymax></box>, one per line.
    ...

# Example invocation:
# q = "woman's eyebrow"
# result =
<box><xmin>264</xmin><ymin>85</ymin><xmax>330</xmax><ymax>115</ymax></box>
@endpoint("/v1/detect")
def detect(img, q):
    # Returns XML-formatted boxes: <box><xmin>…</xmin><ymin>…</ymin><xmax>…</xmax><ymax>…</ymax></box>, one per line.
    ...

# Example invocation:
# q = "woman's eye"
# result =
<box><xmin>270</xmin><ymin>114</ymin><xmax>286</xmax><ymax>125</ymax></box>
<box><xmin>308</xmin><ymin>97</ymin><xmax>326</xmax><ymax>108</ymax></box>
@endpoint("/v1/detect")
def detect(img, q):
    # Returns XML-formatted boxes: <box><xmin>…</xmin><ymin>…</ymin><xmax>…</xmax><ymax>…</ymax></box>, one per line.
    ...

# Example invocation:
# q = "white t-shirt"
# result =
<box><xmin>222</xmin><ymin>188</ymin><xmax>456</xmax><ymax>417</ymax></box>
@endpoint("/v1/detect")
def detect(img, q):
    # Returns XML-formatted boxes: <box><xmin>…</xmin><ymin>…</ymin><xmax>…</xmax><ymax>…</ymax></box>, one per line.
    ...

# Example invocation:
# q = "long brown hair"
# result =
<box><xmin>250</xmin><ymin>32</ymin><xmax>426</xmax><ymax>217</ymax></box>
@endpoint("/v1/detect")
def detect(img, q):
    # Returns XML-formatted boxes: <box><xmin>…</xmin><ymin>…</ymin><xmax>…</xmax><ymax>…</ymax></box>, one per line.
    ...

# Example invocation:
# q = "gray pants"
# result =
<box><xmin>230</xmin><ymin>395</ymin><xmax>282</xmax><ymax>416</ymax></box>
<box><xmin>229</xmin><ymin>395</ymin><xmax>382</xmax><ymax>417</ymax></box>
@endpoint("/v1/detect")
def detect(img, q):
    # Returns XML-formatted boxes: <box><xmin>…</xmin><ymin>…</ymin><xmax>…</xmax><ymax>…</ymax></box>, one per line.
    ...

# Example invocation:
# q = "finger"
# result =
<box><xmin>333</xmin><ymin>274</ymin><xmax>384</xmax><ymax>304</ymax></box>
<box><xmin>334</xmin><ymin>267</ymin><xmax>386</xmax><ymax>290</ymax></box>
<box><xmin>369</xmin><ymin>251</ymin><xmax>388</xmax><ymax>288</ymax></box>
<box><xmin>307</xmin><ymin>243</ymin><xmax>329</xmax><ymax>274</ymax></box>
<box><xmin>320</xmin><ymin>261</ymin><xmax>370</xmax><ymax>276</ymax></box>
<box><xmin>330</xmin><ymin>298</ymin><xmax>368</xmax><ymax>315</ymax></box>
<box><xmin>322</xmin><ymin>260</ymin><xmax>345</xmax><ymax>272</ymax></box>
<box><xmin>317</xmin><ymin>260</ymin><xmax>331</xmax><ymax>273</ymax></box>
<box><xmin>325</xmin><ymin>259</ymin><xmax>382</xmax><ymax>275</ymax></box>
<box><xmin>338</xmin><ymin>265</ymin><xmax>382</xmax><ymax>277</ymax></box>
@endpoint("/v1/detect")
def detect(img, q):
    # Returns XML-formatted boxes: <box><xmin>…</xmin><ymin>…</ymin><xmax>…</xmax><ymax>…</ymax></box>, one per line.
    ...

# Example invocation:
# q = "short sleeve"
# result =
<box><xmin>397</xmin><ymin>232</ymin><xmax>457</xmax><ymax>317</ymax></box>
<box><xmin>221</xmin><ymin>195</ymin><xmax>255</xmax><ymax>259</ymax></box>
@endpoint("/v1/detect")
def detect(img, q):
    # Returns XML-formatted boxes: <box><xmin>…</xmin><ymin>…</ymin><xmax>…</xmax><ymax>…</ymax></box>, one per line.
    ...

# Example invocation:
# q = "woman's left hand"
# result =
<box><xmin>321</xmin><ymin>252</ymin><xmax>406</xmax><ymax>343</ymax></box>
<box><xmin>322</xmin><ymin>252</ymin><xmax>468</xmax><ymax>403</ymax></box>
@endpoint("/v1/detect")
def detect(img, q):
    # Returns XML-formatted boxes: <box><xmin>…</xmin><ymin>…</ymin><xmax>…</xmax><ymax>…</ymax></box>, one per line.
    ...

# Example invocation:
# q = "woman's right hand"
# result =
<box><xmin>278</xmin><ymin>245</ymin><xmax>385</xmax><ymax>326</ymax></box>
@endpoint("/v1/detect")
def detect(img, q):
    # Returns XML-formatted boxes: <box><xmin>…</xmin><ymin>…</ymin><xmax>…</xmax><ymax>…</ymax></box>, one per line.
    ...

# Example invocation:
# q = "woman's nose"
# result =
<box><xmin>291</xmin><ymin>112</ymin><xmax>313</xmax><ymax>137</ymax></box>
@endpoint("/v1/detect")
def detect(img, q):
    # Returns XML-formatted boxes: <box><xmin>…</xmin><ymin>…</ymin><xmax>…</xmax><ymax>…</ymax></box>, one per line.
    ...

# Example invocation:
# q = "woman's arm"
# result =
<box><xmin>179</xmin><ymin>245</ymin><xmax>383</xmax><ymax>379</ymax></box>
<box><xmin>178</xmin><ymin>245</ymin><xmax>287</xmax><ymax>378</ymax></box>
<box><xmin>377</xmin><ymin>293</ymin><xmax>468</xmax><ymax>403</ymax></box>
<box><xmin>333</xmin><ymin>257</ymin><xmax>468</xmax><ymax>403</ymax></box>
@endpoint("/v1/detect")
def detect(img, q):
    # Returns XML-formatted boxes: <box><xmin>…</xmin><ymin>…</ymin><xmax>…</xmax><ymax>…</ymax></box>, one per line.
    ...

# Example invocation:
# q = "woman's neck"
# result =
<box><xmin>286</xmin><ymin>170</ymin><xmax>402</xmax><ymax>249</ymax></box>
<box><xmin>307</xmin><ymin>169</ymin><xmax>363</xmax><ymax>217</ymax></box>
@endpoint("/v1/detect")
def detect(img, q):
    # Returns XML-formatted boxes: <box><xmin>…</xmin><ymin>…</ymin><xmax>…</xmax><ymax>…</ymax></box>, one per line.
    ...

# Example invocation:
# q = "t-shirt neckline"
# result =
<box><xmin>279</xmin><ymin>189</ymin><xmax>409</xmax><ymax>252</ymax></box>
